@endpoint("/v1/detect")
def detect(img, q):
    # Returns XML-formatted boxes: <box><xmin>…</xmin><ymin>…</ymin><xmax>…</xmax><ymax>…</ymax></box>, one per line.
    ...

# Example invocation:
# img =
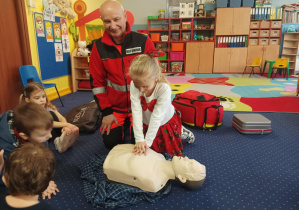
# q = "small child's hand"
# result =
<box><xmin>0</xmin><ymin>149</ymin><xmax>4</xmax><ymax>172</ymax></box>
<box><xmin>68</xmin><ymin>123</ymin><xmax>79</xmax><ymax>135</ymax></box>
<box><xmin>62</xmin><ymin>126</ymin><xmax>72</xmax><ymax>135</ymax></box>
<box><xmin>133</xmin><ymin>142</ymin><xmax>149</xmax><ymax>156</ymax></box>
<box><xmin>42</xmin><ymin>180</ymin><xmax>59</xmax><ymax>200</ymax></box>
<box><xmin>62</xmin><ymin>124</ymin><xmax>79</xmax><ymax>135</ymax></box>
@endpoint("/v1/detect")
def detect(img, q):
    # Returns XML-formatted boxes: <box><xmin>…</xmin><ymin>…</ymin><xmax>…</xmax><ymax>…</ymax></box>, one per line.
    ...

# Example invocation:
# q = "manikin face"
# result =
<box><xmin>101</xmin><ymin>4</ymin><xmax>127</xmax><ymax>42</ymax></box>
<box><xmin>133</xmin><ymin>76</ymin><xmax>157</xmax><ymax>97</ymax></box>
<box><xmin>47</xmin><ymin>26</ymin><xmax>52</xmax><ymax>36</ymax></box>
<box><xmin>172</xmin><ymin>156</ymin><xmax>206</xmax><ymax>183</ymax></box>
<box><xmin>25</xmin><ymin>89</ymin><xmax>47</xmax><ymax>108</ymax></box>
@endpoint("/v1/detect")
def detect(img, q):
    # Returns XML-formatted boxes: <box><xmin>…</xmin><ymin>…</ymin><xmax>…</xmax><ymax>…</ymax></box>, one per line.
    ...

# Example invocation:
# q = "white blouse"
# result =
<box><xmin>130</xmin><ymin>81</ymin><xmax>174</xmax><ymax>147</ymax></box>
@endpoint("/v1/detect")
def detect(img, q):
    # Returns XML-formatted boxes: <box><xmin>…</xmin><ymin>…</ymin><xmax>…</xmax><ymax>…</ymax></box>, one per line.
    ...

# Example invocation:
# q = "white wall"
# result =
<box><xmin>123</xmin><ymin>0</ymin><xmax>167</xmax><ymax>24</ymax></box>
<box><xmin>123</xmin><ymin>0</ymin><xmax>167</xmax><ymax>30</ymax></box>
<box><xmin>271</xmin><ymin>0</ymin><xmax>299</xmax><ymax>7</ymax></box>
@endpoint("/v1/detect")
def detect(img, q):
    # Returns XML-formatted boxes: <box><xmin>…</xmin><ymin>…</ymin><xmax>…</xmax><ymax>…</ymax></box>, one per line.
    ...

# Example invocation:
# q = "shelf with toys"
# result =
<box><xmin>71</xmin><ymin>48</ymin><xmax>91</xmax><ymax>92</ymax></box>
<box><xmin>147</xmin><ymin>17</ymin><xmax>215</xmax><ymax>73</ymax></box>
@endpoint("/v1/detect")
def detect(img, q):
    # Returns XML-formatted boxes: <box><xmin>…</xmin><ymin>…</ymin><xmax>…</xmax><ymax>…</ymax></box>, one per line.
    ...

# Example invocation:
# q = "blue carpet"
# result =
<box><xmin>0</xmin><ymin>91</ymin><xmax>298</xmax><ymax>209</ymax></box>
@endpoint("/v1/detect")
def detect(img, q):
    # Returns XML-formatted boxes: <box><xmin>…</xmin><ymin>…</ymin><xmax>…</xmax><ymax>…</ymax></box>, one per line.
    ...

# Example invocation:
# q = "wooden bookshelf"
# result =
<box><xmin>282</xmin><ymin>32</ymin><xmax>299</xmax><ymax>76</ymax></box>
<box><xmin>71</xmin><ymin>48</ymin><xmax>91</xmax><ymax>92</ymax></box>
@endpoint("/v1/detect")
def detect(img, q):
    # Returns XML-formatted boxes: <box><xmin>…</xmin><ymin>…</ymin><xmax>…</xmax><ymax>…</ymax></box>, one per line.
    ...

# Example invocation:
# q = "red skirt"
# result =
<box><xmin>143</xmin><ymin>110</ymin><xmax>184</xmax><ymax>156</ymax></box>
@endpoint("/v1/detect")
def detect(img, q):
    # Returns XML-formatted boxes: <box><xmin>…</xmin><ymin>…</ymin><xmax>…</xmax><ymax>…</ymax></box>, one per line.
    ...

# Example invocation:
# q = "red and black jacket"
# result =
<box><xmin>89</xmin><ymin>23</ymin><xmax>155</xmax><ymax>117</ymax></box>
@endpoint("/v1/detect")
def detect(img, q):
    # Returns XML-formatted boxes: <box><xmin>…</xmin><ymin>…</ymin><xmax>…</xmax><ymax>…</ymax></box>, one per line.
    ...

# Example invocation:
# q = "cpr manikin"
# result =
<box><xmin>103</xmin><ymin>144</ymin><xmax>206</xmax><ymax>193</ymax></box>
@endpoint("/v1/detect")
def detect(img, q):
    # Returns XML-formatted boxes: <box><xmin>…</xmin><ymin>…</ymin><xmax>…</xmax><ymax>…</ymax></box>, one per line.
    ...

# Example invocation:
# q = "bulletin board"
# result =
<box><xmin>34</xmin><ymin>13</ymin><xmax>71</xmax><ymax>80</ymax></box>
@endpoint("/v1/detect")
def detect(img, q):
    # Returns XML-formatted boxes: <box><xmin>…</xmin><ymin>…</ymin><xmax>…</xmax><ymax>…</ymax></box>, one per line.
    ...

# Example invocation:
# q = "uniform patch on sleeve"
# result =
<box><xmin>126</xmin><ymin>47</ymin><xmax>142</xmax><ymax>55</ymax></box>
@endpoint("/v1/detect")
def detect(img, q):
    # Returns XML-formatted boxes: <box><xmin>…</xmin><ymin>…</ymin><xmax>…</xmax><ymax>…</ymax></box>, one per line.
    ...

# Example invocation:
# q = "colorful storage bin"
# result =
<box><xmin>160</xmin><ymin>62</ymin><xmax>168</xmax><ymax>72</ymax></box>
<box><xmin>170</xmin><ymin>52</ymin><xmax>184</xmax><ymax>61</ymax></box>
<box><xmin>171</xmin><ymin>62</ymin><xmax>183</xmax><ymax>72</ymax></box>
<box><xmin>159</xmin><ymin>52</ymin><xmax>168</xmax><ymax>60</ymax></box>
<box><xmin>155</xmin><ymin>43</ymin><xmax>168</xmax><ymax>51</ymax></box>
<box><xmin>171</xmin><ymin>43</ymin><xmax>184</xmax><ymax>51</ymax></box>
<box><xmin>150</xmin><ymin>33</ymin><xmax>160</xmax><ymax>41</ymax></box>
<box><xmin>172</xmin><ymin>33</ymin><xmax>180</xmax><ymax>41</ymax></box>
<box><xmin>171</xmin><ymin>24</ymin><xmax>180</xmax><ymax>30</ymax></box>
<box><xmin>182</xmin><ymin>22</ymin><xmax>191</xmax><ymax>29</ymax></box>
<box><xmin>182</xmin><ymin>32</ymin><xmax>191</xmax><ymax>41</ymax></box>
<box><xmin>161</xmin><ymin>35</ymin><xmax>169</xmax><ymax>41</ymax></box>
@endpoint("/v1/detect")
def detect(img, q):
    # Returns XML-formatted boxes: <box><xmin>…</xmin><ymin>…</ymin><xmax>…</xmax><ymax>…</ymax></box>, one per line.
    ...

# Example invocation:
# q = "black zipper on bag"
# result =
<box><xmin>173</xmin><ymin>101</ymin><xmax>197</xmax><ymax>126</ymax></box>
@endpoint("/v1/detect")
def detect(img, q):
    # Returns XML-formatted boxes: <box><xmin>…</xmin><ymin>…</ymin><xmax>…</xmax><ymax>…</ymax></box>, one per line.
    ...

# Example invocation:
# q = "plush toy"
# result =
<box><xmin>43</xmin><ymin>0</ymin><xmax>58</xmax><ymax>12</ymax></box>
<box><xmin>77</xmin><ymin>41</ymin><xmax>90</xmax><ymax>56</ymax></box>
<box><xmin>53</xmin><ymin>0</ymin><xmax>76</xmax><ymax>19</ymax></box>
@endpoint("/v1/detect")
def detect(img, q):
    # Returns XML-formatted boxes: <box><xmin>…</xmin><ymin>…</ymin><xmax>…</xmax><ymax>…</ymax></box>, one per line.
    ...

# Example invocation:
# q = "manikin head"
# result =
<box><xmin>172</xmin><ymin>156</ymin><xmax>206</xmax><ymax>190</ymax></box>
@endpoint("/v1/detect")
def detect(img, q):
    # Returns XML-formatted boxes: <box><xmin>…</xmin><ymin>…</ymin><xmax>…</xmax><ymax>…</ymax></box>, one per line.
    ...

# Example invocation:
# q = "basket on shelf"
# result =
<box><xmin>161</xmin><ymin>35</ymin><xmax>169</xmax><ymax>41</ymax></box>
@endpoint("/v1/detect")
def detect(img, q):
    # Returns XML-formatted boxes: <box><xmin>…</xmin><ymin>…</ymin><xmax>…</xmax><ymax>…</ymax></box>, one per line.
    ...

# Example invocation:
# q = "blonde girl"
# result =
<box><xmin>21</xmin><ymin>82</ymin><xmax>79</xmax><ymax>140</ymax></box>
<box><xmin>129</xmin><ymin>53</ymin><xmax>184</xmax><ymax>156</ymax></box>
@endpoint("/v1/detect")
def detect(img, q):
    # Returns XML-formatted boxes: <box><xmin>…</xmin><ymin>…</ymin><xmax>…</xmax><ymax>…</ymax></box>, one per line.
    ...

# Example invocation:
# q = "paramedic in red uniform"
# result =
<box><xmin>89</xmin><ymin>0</ymin><xmax>155</xmax><ymax>149</ymax></box>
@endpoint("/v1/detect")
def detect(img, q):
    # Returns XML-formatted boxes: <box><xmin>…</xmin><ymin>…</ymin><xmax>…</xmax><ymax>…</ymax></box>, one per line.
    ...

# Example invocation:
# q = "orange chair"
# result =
<box><xmin>271</xmin><ymin>58</ymin><xmax>289</xmax><ymax>80</ymax></box>
<box><xmin>242</xmin><ymin>57</ymin><xmax>262</xmax><ymax>76</ymax></box>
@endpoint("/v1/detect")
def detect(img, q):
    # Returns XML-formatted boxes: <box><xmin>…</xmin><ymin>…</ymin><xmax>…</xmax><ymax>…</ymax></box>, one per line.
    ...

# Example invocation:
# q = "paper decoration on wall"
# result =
<box><xmin>54</xmin><ymin>43</ymin><xmax>63</xmax><ymax>62</ymax></box>
<box><xmin>34</xmin><ymin>13</ymin><xmax>45</xmax><ymax>37</ymax></box>
<box><xmin>61</xmin><ymin>18</ymin><xmax>68</xmax><ymax>35</ymax></box>
<box><xmin>43</xmin><ymin>4</ymin><xmax>55</xmax><ymax>22</ymax></box>
<box><xmin>60</xmin><ymin>18</ymin><xmax>70</xmax><ymax>52</ymax></box>
<box><xmin>74</xmin><ymin>0</ymin><xmax>87</xmax><ymax>41</ymax></box>
<box><xmin>53</xmin><ymin>22</ymin><xmax>61</xmax><ymax>42</ymax></box>
<box><xmin>62</xmin><ymin>35</ymin><xmax>70</xmax><ymax>52</ymax></box>
<box><xmin>45</xmin><ymin>21</ymin><xmax>53</xmax><ymax>42</ymax></box>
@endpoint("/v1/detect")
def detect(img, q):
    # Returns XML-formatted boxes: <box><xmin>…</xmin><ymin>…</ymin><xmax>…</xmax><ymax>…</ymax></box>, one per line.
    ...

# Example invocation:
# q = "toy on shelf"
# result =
<box><xmin>53</xmin><ymin>0</ymin><xmax>76</xmax><ymax>19</ymax></box>
<box><xmin>77</xmin><ymin>41</ymin><xmax>90</xmax><ymax>56</ymax></box>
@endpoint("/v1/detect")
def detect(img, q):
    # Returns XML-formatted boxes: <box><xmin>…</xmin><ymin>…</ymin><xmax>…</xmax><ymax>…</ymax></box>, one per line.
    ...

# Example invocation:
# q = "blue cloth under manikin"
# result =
<box><xmin>80</xmin><ymin>153</ymin><xmax>172</xmax><ymax>209</ymax></box>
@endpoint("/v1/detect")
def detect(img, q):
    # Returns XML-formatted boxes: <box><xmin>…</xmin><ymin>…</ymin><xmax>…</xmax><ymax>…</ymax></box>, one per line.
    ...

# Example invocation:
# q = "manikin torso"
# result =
<box><xmin>103</xmin><ymin>144</ymin><xmax>175</xmax><ymax>192</ymax></box>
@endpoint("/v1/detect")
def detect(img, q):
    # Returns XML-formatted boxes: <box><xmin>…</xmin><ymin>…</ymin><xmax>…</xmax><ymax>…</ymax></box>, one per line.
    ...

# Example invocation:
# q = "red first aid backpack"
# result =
<box><xmin>172</xmin><ymin>90</ymin><xmax>223</xmax><ymax>130</ymax></box>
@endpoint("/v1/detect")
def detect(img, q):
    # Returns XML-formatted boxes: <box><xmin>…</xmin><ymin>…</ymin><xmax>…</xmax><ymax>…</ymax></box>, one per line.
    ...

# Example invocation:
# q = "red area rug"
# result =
<box><xmin>240</xmin><ymin>97</ymin><xmax>299</xmax><ymax>112</ymax></box>
<box><xmin>188</xmin><ymin>77</ymin><xmax>234</xmax><ymax>86</ymax></box>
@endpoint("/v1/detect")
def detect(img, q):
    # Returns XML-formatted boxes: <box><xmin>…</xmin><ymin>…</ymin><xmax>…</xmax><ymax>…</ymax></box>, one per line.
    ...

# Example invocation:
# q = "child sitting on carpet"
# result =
<box><xmin>20</xmin><ymin>82</ymin><xmax>79</xmax><ymax>151</ymax></box>
<box><xmin>0</xmin><ymin>103</ymin><xmax>59</xmax><ymax>199</ymax></box>
<box><xmin>0</xmin><ymin>142</ymin><xmax>56</xmax><ymax>209</ymax></box>
<box><xmin>129</xmin><ymin>53</ymin><xmax>194</xmax><ymax>157</ymax></box>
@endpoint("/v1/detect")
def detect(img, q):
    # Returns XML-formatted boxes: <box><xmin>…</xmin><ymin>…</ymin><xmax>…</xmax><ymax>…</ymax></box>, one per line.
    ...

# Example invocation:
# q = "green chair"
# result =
<box><xmin>271</xmin><ymin>58</ymin><xmax>289</xmax><ymax>80</ymax></box>
<box><xmin>262</xmin><ymin>60</ymin><xmax>276</xmax><ymax>78</ymax></box>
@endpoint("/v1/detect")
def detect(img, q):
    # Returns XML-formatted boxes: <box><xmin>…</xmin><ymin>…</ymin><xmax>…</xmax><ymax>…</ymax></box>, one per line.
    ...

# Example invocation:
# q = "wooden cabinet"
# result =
<box><xmin>246</xmin><ymin>45</ymin><xmax>280</xmax><ymax>73</ymax></box>
<box><xmin>216</xmin><ymin>8</ymin><xmax>251</xmax><ymax>35</ymax></box>
<box><xmin>281</xmin><ymin>32</ymin><xmax>299</xmax><ymax>75</ymax></box>
<box><xmin>185</xmin><ymin>42</ymin><xmax>214</xmax><ymax>73</ymax></box>
<box><xmin>71</xmin><ymin>48</ymin><xmax>90</xmax><ymax>92</ymax></box>
<box><xmin>213</xmin><ymin>48</ymin><xmax>248</xmax><ymax>73</ymax></box>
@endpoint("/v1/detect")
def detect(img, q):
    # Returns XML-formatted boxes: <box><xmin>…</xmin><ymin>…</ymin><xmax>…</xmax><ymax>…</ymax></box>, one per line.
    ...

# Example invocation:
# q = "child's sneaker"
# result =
<box><xmin>54</xmin><ymin>132</ymin><xmax>78</xmax><ymax>153</ymax></box>
<box><xmin>181</xmin><ymin>126</ymin><xmax>195</xmax><ymax>143</ymax></box>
